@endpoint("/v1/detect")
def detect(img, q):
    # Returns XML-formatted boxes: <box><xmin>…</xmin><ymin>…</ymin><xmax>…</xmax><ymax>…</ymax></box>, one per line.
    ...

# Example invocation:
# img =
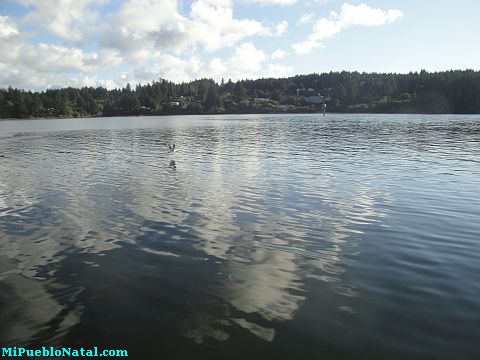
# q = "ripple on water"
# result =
<box><xmin>0</xmin><ymin>114</ymin><xmax>479</xmax><ymax>359</ymax></box>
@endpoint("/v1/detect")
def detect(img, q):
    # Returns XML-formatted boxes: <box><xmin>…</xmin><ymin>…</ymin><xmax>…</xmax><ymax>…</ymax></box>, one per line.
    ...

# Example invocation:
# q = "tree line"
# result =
<box><xmin>1</xmin><ymin>70</ymin><xmax>479</xmax><ymax>119</ymax></box>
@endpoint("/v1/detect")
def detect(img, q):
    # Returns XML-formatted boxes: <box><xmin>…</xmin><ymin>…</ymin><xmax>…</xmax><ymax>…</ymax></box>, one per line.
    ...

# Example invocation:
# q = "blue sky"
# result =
<box><xmin>0</xmin><ymin>0</ymin><xmax>479</xmax><ymax>90</ymax></box>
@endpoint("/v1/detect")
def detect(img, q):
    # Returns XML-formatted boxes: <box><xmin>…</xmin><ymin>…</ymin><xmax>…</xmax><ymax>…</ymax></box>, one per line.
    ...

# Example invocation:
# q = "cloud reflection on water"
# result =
<box><xmin>0</xmin><ymin>115</ymin><xmax>396</xmax><ymax>345</ymax></box>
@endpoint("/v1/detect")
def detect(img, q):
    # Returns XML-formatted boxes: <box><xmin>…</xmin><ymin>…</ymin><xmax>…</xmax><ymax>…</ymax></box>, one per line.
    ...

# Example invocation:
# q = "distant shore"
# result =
<box><xmin>1</xmin><ymin>111</ymin><xmax>479</xmax><ymax>121</ymax></box>
<box><xmin>2</xmin><ymin>71</ymin><xmax>479</xmax><ymax>119</ymax></box>
<box><xmin>0</xmin><ymin>113</ymin><xmax>477</xmax><ymax>122</ymax></box>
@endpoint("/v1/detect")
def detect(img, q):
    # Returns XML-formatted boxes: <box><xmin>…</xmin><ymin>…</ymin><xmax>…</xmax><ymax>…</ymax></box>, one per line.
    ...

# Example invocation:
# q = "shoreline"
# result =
<box><xmin>1</xmin><ymin>111</ymin><xmax>479</xmax><ymax>121</ymax></box>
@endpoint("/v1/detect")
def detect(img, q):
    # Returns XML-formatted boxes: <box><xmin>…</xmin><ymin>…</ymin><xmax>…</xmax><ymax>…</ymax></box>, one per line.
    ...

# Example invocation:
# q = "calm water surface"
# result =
<box><xmin>0</xmin><ymin>114</ymin><xmax>479</xmax><ymax>359</ymax></box>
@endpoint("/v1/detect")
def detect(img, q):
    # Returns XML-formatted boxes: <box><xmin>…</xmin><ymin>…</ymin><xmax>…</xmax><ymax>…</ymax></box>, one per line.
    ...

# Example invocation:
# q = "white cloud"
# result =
<box><xmin>0</xmin><ymin>67</ymin><xmax>120</xmax><ymax>90</ymax></box>
<box><xmin>274</xmin><ymin>20</ymin><xmax>288</xmax><ymax>36</ymax></box>
<box><xmin>148</xmin><ymin>55</ymin><xmax>203</xmax><ymax>83</ymax></box>
<box><xmin>258</xmin><ymin>20</ymin><xmax>289</xmax><ymax>37</ymax></box>
<box><xmin>292</xmin><ymin>39</ymin><xmax>324</xmax><ymax>55</ymax></box>
<box><xmin>271</xmin><ymin>49</ymin><xmax>286</xmax><ymax>59</ymax></box>
<box><xmin>206</xmin><ymin>58</ymin><xmax>229</xmax><ymax>77</ymax></box>
<box><xmin>263</xmin><ymin>64</ymin><xmax>294</xmax><ymax>78</ymax></box>
<box><xmin>70</xmin><ymin>77</ymin><xmax>118</xmax><ymax>90</ymax></box>
<box><xmin>0</xmin><ymin>15</ymin><xmax>19</xmax><ymax>38</ymax></box>
<box><xmin>226</xmin><ymin>42</ymin><xmax>266</xmax><ymax>72</ymax></box>
<box><xmin>153</xmin><ymin>55</ymin><xmax>226</xmax><ymax>83</ymax></box>
<box><xmin>100</xmin><ymin>0</ymin><xmax>190</xmax><ymax>61</ymax></box>
<box><xmin>117</xmin><ymin>53</ymin><xmax>229</xmax><ymax>85</ymax></box>
<box><xmin>0</xmin><ymin>13</ymin><xmax>122</xmax><ymax>89</ymax></box>
<box><xmin>1</xmin><ymin>38</ymin><xmax>120</xmax><ymax>74</ymax></box>
<box><xmin>239</xmin><ymin>0</ymin><xmax>298</xmax><ymax>5</ymax></box>
<box><xmin>203</xmin><ymin>0</ymin><xmax>233</xmax><ymax>6</ymax></box>
<box><xmin>339</xmin><ymin>3</ymin><xmax>403</xmax><ymax>26</ymax></box>
<box><xmin>20</xmin><ymin>44</ymin><xmax>116</xmax><ymax>73</ymax></box>
<box><xmin>122</xmin><ymin>43</ymin><xmax>270</xmax><ymax>84</ymax></box>
<box><xmin>222</xmin><ymin>44</ymin><xmax>294</xmax><ymax>81</ymax></box>
<box><xmin>99</xmin><ymin>0</ymin><xmax>275</xmax><ymax>59</ymax></box>
<box><xmin>189</xmin><ymin>0</ymin><xmax>267</xmax><ymax>52</ymax></box>
<box><xmin>0</xmin><ymin>0</ymin><xmax>300</xmax><ymax>89</ymax></box>
<box><xmin>297</xmin><ymin>13</ymin><xmax>315</xmax><ymax>25</ymax></box>
<box><xmin>18</xmin><ymin>0</ymin><xmax>106</xmax><ymax>43</ymax></box>
<box><xmin>293</xmin><ymin>2</ymin><xmax>403</xmax><ymax>54</ymax></box>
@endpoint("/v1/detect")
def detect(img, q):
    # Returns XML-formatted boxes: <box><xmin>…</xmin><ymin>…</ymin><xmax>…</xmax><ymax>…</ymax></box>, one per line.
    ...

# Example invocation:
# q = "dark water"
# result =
<box><xmin>0</xmin><ymin>114</ymin><xmax>479</xmax><ymax>359</ymax></box>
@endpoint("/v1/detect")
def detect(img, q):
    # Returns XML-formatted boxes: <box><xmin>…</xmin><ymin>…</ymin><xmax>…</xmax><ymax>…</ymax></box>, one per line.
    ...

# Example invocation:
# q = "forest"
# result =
<box><xmin>1</xmin><ymin>70</ymin><xmax>479</xmax><ymax>118</ymax></box>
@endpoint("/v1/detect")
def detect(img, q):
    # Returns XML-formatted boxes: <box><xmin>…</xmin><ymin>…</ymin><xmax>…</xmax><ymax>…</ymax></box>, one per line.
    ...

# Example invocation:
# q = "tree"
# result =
<box><xmin>54</xmin><ymin>94</ymin><xmax>73</xmax><ymax>116</ymax></box>
<box><xmin>206</xmin><ymin>86</ymin><xmax>219</xmax><ymax>110</ymax></box>
<box><xmin>234</xmin><ymin>82</ymin><xmax>247</xmax><ymax>101</ymax></box>
<box><xmin>2</xmin><ymin>70</ymin><xmax>480</xmax><ymax>118</ymax></box>
<box><xmin>14</xmin><ymin>93</ymin><xmax>28</xmax><ymax>118</ymax></box>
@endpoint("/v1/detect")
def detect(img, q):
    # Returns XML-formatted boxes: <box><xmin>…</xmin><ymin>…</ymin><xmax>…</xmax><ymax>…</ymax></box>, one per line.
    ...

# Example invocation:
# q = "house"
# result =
<box><xmin>306</xmin><ymin>95</ymin><xmax>325</xmax><ymax>104</ymax></box>
<box><xmin>296</xmin><ymin>88</ymin><xmax>317</xmax><ymax>97</ymax></box>
<box><xmin>254</xmin><ymin>97</ymin><xmax>271</xmax><ymax>103</ymax></box>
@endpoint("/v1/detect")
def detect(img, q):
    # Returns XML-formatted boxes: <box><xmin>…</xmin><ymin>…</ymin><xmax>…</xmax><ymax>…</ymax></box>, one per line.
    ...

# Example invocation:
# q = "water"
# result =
<box><xmin>0</xmin><ymin>114</ymin><xmax>479</xmax><ymax>359</ymax></box>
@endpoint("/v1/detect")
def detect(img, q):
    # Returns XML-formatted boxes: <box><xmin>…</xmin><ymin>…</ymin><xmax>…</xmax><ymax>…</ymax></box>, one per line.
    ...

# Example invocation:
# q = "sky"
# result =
<box><xmin>0</xmin><ymin>0</ymin><xmax>479</xmax><ymax>90</ymax></box>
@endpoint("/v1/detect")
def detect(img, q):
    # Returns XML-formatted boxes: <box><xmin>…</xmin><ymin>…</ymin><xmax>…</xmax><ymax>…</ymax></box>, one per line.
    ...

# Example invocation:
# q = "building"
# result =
<box><xmin>306</xmin><ymin>95</ymin><xmax>325</xmax><ymax>104</ymax></box>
